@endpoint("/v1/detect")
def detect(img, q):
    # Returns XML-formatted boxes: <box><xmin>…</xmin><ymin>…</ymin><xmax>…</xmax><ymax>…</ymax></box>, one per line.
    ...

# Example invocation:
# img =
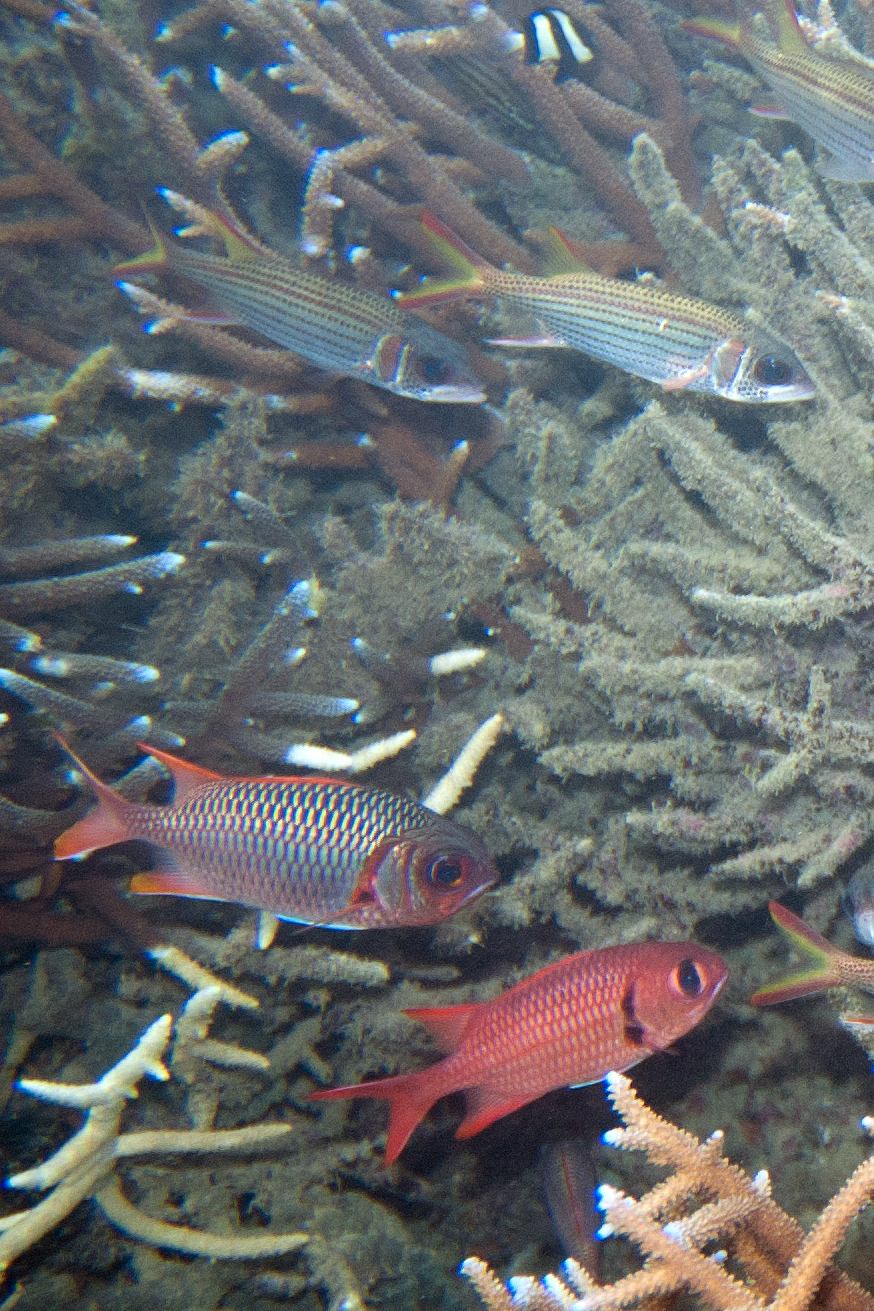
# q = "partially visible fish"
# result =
<box><xmin>310</xmin><ymin>940</ymin><xmax>729</xmax><ymax>1163</ymax></box>
<box><xmin>846</xmin><ymin>866</ymin><xmax>874</xmax><ymax>947</ymax></box>
<box><xmin>114</xmin><ymin>203</ymin><xmax>485</xmax><ymax>404</ymax></box>
<box><xmin>53</xmin><ymin>739</ymin><xmax>498</xmax><ymax>930</ymax></box>
<box><xmin>684</xmin><ymin>0</ymin><xmax>874</xmax><ymax>182</ymax></box>
<box><xmin>397</xmin><ymin>212</ymin><xmax>815</xmax><ymax>403</ymax></box>
<box><xmin>540</xmin><ymin>1140</ymin><xmax>601</xmax><ymax>1274</ymax></box>
<box><xmin>751</xmin><ymin>900</ymin><xmax>874</xmax><ymax>1004</ymax></box>
<box><xmin>523</xmin><ymin>8</ymin><xmax>597</xmax><ymax>81</ymax></box>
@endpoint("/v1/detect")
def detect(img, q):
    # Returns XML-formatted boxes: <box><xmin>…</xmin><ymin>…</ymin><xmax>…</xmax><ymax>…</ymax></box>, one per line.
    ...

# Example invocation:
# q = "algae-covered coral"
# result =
<box><xmin>4</xmin><ymin>0</ymin><xmax>874</xmax><ymax>1304</ymax></box>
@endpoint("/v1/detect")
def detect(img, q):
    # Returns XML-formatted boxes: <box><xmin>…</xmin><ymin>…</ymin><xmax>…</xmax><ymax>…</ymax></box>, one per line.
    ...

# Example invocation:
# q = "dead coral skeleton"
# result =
<box><xmin>0</xmin><ymin>989</ymin><xmax>306</xmax><ymax>1286</ymax></box>
<box><xmin>461</xmin><ymin>1072</ymin><xmax>874</xmax><ymax>1311</ymax></box>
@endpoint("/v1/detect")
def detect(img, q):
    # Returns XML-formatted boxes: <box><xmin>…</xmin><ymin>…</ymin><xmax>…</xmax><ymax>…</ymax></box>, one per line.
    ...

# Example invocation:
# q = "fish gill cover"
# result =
<box><xmin>2</xmin><ymin>0</ymin><xmax>874</xmax><ymax>1306</ymax></box>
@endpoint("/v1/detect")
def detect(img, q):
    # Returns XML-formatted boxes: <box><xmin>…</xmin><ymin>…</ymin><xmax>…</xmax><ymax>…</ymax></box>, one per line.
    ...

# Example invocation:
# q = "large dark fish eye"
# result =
<box><xmin>427</xmin><ymin>855</ymin><xmax>467</xmax><ymax>889</ymax></box>
<box><xmin>416</xmin><ymin>355</ymin><xmax>455</xmax><ymax>384</ymax></box>
<box><xmin>673</xmin><ymin>958</ymin><xmax>704</xmax><ymax>997</ymax></box>
<box><xmin>753</xmin><ymin>354</ymin><xmax>794</xmax><ymax>386</ymax></box>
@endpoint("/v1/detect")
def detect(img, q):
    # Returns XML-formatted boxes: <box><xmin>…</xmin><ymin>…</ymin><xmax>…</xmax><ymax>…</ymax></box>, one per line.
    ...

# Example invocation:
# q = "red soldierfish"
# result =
<box><xmin>310</xmin><ymin>941</ymin><xmax>729</xmax><ymax>1162</ymax></box>
<box><xmin>751</xmin><ymin>900</ymin><xmax>874</xmax><ymax>1004</ymax></box>
<box><xmin>53</xmin><ymin>740</ymin><xmax>498</xmax><ymax>929</ymax></box>
<box><xmin>684</xmin><ymin>0</ymin><xmax>874</xmax><ymax>183</ymax></box>
<box><xmin>397</xmin><ymin>213</ymin><xmax>814</xmax><ymax>403</ymax></box>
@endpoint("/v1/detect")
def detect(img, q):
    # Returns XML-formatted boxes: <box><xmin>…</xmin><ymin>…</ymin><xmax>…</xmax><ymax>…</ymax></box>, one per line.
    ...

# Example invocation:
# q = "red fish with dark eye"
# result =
<box><xmin>310</xmin><ymin>941</ymin><xmax>729</xmax><ymax>1162</ymax></box>
<box><xmin>52</xmin><ymin>739</ymin><xmax>498</xmax><ymax>929</ymax></box>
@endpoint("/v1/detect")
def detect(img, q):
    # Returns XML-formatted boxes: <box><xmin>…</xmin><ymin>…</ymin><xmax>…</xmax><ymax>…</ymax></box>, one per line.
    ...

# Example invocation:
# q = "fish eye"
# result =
<box><xmin>427</xmin><ymin>855</ymin><xmax>467</xmax><ymax>889</ymax></box>
<box><xmin>753</xmin><ymin>355</ymin><xmax>794</xmax><ymax>386</ymax></box>
<box><xmin>416</xmin><ymin>355</ymin><xmax>455</xmax><ymax>384</ymax></box>
<box><xmin>672</xmin><ymin>958</ymin><xmax>704</xmax><ymax>997</ymax></box>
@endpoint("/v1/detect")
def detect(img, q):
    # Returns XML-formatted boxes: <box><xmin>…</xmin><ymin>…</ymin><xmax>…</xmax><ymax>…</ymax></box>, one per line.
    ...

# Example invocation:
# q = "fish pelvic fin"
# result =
<box><xmin>395</xmin><ymin>211</ymin><xmax>493</xmax><ymax>307</ymax></box>
<box><xmin>113</xmin><ymin>214</ymin><xmax>170</xmax><ymax>277</ymax></box>
<box><xmin>309</xmin><ymin>1068</ymin><xmax>440</xmax><ymax>1165</ymax></box>
<box><xmin>134</xmin><ymin>741</ymin><xmax>224</xmax><ymax>805</ymax></box>
<box><xmin>679</xmin><ymin>16</ymin><xmax>742</xmax><ymax>46</ymax></box>
<box><xmin>53</xmin><ymin>734</ymin><xmax>132</xmax><ymax>860</ymax></box>
<box><xmin>750</xmin><ymin>901</ymin><xmax>844</xmax><ymax>1005</ymax></box>
<box><xmin>456</xmin><ymin>1084</ymin><xmax>540</xmax><ymax>1139</ymax></box>
<box><xmin>403</xmin><ymin>1003</ymin><xmax>480</xmax><ymax>1053</ymax></box>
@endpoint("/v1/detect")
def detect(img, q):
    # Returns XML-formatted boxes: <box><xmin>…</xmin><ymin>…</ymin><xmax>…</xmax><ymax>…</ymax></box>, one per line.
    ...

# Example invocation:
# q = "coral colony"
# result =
<box><xmin>6</xmin><ymin>0</ymin><xmax>874</xmax><ymax>1307</ymax></box>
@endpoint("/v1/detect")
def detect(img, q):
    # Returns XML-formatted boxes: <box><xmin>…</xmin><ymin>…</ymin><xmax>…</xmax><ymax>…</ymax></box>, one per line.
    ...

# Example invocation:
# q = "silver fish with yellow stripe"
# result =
<box><xmin>115</xmin><ymin>200</ymin><xmax>485</xmax><ymax>404</ymax></box>
<box><xmin>684</xmin><ymin>0</ymin><xmax>874</xmax><ymax>183</ymax></box>
<box><xmin>398</xmin><ymin>212</ymin><xmax>814</xmax><ymax>403</ymax></box>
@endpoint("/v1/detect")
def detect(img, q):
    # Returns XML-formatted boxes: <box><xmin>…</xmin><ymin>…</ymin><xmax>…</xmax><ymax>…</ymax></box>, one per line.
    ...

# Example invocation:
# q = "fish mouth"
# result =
<box><xmin>758</xmin><ymin>378</ymin><xmax>817</xmax><ymax>403</ymax></box>
<box><xmin>420</xmin><ymin>383</ymin><xmax>487</xmax><ymax>403</ymax></box>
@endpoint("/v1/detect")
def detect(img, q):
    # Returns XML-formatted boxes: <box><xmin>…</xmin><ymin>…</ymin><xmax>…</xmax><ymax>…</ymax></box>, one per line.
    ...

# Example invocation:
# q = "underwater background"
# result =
<box><xmin>3</xmin><ymin>0</ymin><xmax>874</xmax><ymax>1305</ymax></box>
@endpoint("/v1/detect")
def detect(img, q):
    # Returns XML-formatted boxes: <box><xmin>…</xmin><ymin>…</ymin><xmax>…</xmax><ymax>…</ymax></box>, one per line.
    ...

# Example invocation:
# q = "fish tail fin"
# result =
<box><xmin>309</xmin><ymin>1069</ymin><xmax>439</xmax><ymax>1165</ymax></box>
<box><xmin>750</xmin><ymin>901</ymin><xmax>843</xmax><ymax>1005</ymax></box>
<box><xmin>396</xmin><ymin>212</ymin><xmax>493</xmax><ymax>308</ymax></box>
<box><xmin>53</xmin><ymin>734</ymin><xmax>132</xmax><ymax>860</ymax></box>
<box><xmin>113</xmin><ymin>214</ymin><xmax>170</xmax><ymax>277</ymax></box>
<box><xmin>774</xmin><ymin>0</ymin><xmax>808</xmax><ymax>53</ymax></box>
<box><xmin>679</xmin><ymin>16</ymin><xmax>742</xmax><ymax>46</ymax></box>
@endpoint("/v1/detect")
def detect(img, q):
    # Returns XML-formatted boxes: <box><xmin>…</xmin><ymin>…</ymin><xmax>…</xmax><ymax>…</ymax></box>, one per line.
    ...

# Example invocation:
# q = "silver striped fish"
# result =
<box><xmin>115</xmin><ymin>206</ymin><xmax>485</xmax><ymax>404</ymax></box>
<box><xmin>685</xmin><ymin>0</ymin><xmax>874</xmax><ymax>183</ymax></box>
<box><xmin>398</xmin><ymin>212</ymin><xmax>815</xmax><ymax>403</ymax></box>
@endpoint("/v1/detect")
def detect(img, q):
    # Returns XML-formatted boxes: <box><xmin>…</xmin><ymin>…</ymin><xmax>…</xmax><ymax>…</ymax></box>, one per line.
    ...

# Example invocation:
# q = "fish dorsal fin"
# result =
<box><xmin>196</xmin><ymin>209</ymin><xmax>262</xmax><ymax>262</ymax></box>
<box><xmin>456</xmin><ymin>1085</ymin><xmax>540</xmax><ymax>1139</ymax></box>
<box><xmin>540</xmin><ymin>227</ymin><xmax>595</xmax><ymax>277</ymax></box>
<box><xmin>774</xmin><ymin>0</ymin><xmax>808</xmax><ymax>54</ymax></box>
<box><xmin>135</xmin><ymin>741</ymin><xmax>224</xmax><ymax>804</ymax></box>
<box><xmin>403</xmin><ymin>1003</ymin><xmax>480</xmax><ymax>1052</ymax></box>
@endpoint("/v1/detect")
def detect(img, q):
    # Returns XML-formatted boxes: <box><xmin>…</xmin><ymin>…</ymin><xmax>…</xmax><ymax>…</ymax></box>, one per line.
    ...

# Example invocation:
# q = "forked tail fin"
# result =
<box><xmin>309</xmin><ymin>1068</ymin><xmax>440</xmax><ymax>1165</ymax></box>
<box><xmin>750</xmin><ymin>901</ymin><xmax>844</xmax><ymax>1005</ymax></box>
<box><xmin>53</xmin><ymin>734</ymin><xmax>133</xmax><ymax>860</ymax></box>
<box><xmin>396</xmin><ymin>212</ymin><xmax>496</xmax><ymax>308</ymax></box>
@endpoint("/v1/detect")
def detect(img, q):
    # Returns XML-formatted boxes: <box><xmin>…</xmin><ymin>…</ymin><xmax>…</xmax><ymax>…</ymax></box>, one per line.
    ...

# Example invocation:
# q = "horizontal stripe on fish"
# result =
<box><xmin>53</xmin><ymin>739</ymin><xmax>498</xmax><ymax>930</ymax></box>
<box><xmin>398</xmin><ymin>213</ymin><xmax>815</xmax><ymax>403</ymax></box>
<box><xmin>115</xmin><ymin>202</ymin><xmax>485</xmax><ymax>404</ymax></box>
<box><xmin>684</xmin><ymin>0</ymin><xmax>874</xmax><ymax>182</ymax></box>
<box><xmin>311</xmin><ymin>941</ymin><xmax>729</xmax><ymax>1162</ymax></box>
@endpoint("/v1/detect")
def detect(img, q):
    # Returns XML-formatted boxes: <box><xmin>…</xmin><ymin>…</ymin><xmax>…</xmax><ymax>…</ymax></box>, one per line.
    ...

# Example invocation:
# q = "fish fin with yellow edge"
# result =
<box><xmin>113</xmin><ymin>213</ymin><xmax>172</xmax><ymax>278</ymax></box>
<box><xmin>396</xmin><ymin>211</ymin><xmax>494</xmax><ymax>307</ymax></box>
<box><xmin>538</xmin><ymin>226</ymin><xmax>595</xmax><ymax>276</ymax></box>
<box><xmin>750</xmin><ymin>901</ymin><xmax>844</xmax><ymax>1005</ymax></box>
<box><xmin>53</xmin><ymin>734</ymin><xmax>135</xmax><ymax>860</ymax></box>
<box><xmin>679</xmin><ymin>15</ymin><xmax>743</xmax><ymax>46</ymax></box>
<box><xmin>773</xmin><ymin>0</ymin><xmax>809</xmax><ymax>55</ymax></box>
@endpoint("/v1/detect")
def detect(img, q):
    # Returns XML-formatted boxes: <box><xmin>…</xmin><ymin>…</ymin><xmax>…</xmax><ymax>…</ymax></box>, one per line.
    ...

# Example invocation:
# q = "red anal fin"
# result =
<box><xmin>456</xmin><ymin>1084</ymin><xmax>540</xmax><ymax>1139</ymax></box>
<box><xmin>403</xmin><ymin>1003</ymin><xmax>480</xmax><ymax>1053</ymax></box>
<box><xmin>129</xmin><ymin>869</ymin><xmax>220</xmax><ymax>899</ymax></box>
<box><xmin>135</xmin><ymin>741</ymin><xmax>224</xmax><ymax>804</ymax></box>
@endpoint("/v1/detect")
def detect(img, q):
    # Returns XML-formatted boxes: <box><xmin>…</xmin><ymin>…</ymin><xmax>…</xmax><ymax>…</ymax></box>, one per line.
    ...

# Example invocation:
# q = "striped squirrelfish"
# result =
<box><xmin>310</xmin><ymin>941</ymin><xmax>729</xmax><ymax>1163</ymax></box>
<box><xmin>114</xmin><ymin>202</ymin><xmax>485</xmax><ymax>404</ymax></box>
<box><xmin>751</xmin><ymin>900</ymin><xmax>874</xmax><ymax>1004</ymax></box>
<box><xmin>397</xmin><ymin>212</ymin><xmax>814</xmax><ymax>403</ymax></box>
<box><xmin>684</xmin><ymin>0</ymin><xmax>874</xmax><ymax>183</ymax></box>
<box><xmin>53</xmin><ymin>740</ymin><xmax>498</xmax><ymax>929</ymax></box>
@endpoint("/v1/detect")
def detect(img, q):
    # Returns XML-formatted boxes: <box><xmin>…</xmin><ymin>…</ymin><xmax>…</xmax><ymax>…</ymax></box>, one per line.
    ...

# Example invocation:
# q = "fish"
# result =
<box><xmin>540</xmin><ymin>1139</ymin><xmax>601</xmax><ymax>1273</ymax></box>
<box><xmin>52</xmin><ymin>738</ymin><xmax>499</xmax><ymax>930</ymax></box>
<box><xmin>309</xmin><ymin>940</ymin><xmax>729</xmax><ymax>1163</ymax></box>
<box><xmin>750</xmin><ymin>900</ymin><xmax>874</xmax><ymax>1005</ymax></box>
<box><xmin>396</xmin><ymin>213</ymin><xmax>815</xmax><ymax>403</ymax></box>
<box><xmin>114</xmin><ymin>202</ymin><xmax>485</xmax><ymax>404</ymax></box>
<box><xmin>683</xmin><ymin>0</ymin><xmax>874</xmax><ymax>182</ymax></box>
<box><xmin>846</xmin><ymin>866</ymin><xmax>874</xmax><ymax>947</ymax></box>
<box><xmin>523</xmin><ymin>8</ymin><xmax>596</xmax><ymax>81</ymax></box>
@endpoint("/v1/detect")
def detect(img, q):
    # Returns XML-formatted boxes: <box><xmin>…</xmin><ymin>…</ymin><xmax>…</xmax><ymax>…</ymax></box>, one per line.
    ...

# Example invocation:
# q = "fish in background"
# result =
<box><xmin>540</xmin><ymin>1140</ymin><xmax>601</xmax><ymax>1275</ymax></box>
<box><xmin>115</xmin><ymin>199</ymin><xmax>485</xmax><ymax>404</ymax></box>
<box><xmin>684</xmin><ymin>0</ymin><xmax>874</xmax><ymax>182</ymax></box>
<box><xmin>846</xmin><ymin>865</ymin><xmax>874</xmax><ymax>946</ymax></box>
<box><xmin>751</xmin><ymin>900</ymin><xmax>874</xmax><ymax>1004</ymax></box>
<box><xmin>53</xmin><ymin>738</ymin><xmax>498</xmax><ymax>930</ymax></box>
<box><xmin>398</xmin><ymin>212</ymin><xmax>815</xmax><ymax>403</ymax></box>
<box><xmin>310</xmin><ymin>940</ymin><xmax>729</xmax><ymax>1163</ymax></box>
